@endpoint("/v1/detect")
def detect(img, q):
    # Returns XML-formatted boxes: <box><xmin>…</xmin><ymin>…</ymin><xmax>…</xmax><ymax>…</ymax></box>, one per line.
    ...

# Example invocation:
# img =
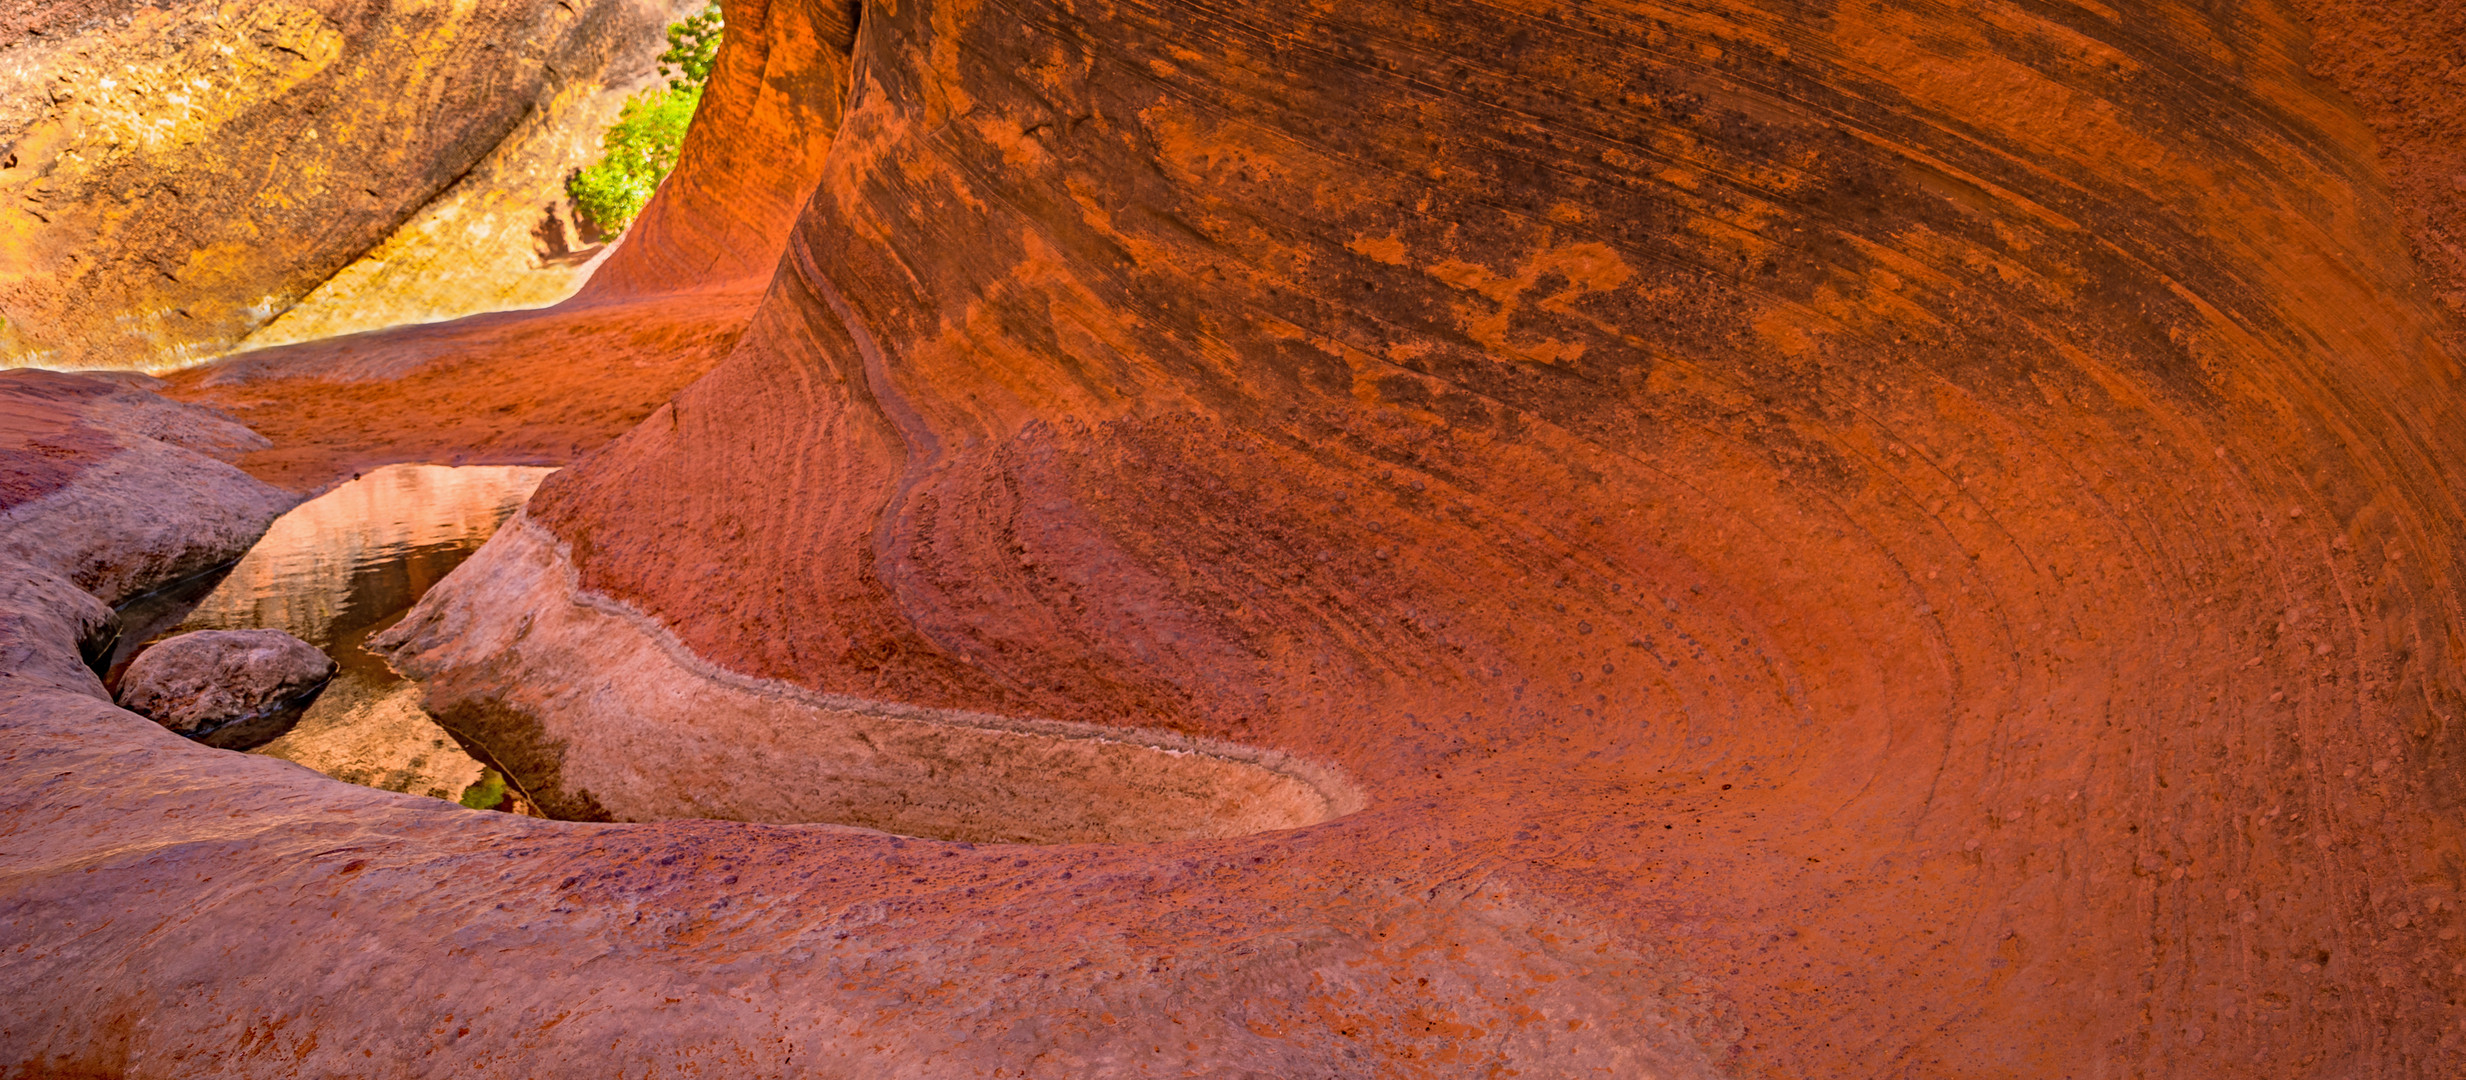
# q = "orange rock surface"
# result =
<box><xmin>10</xmin><ymin>0</ymin><xmax>2466</xmax><ymax>1076</ymax></box>
<box><xmin>159</xmin><ymin>291</ymin><xmax>760</xmax><ymax>492</ymax></box>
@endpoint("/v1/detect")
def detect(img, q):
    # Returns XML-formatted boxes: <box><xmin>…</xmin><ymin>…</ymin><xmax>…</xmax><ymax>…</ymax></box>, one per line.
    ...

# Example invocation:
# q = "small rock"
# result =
<box><xmin>116</xmin><ymin>629</ymin><xmax>336</xmax><ymax>750</ymax></box>
<box><xmin>75</xmin><ymin>608</ymin><xmax>121</xmax><ymax>681</ymax></box>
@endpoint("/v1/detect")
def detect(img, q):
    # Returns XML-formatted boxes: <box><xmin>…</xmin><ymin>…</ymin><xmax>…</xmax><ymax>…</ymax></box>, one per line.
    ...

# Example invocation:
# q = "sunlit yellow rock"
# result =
<box><xmin>0</xmin><ymin>0</ymin><xmax>698</xmax><ymax>370</ymax></box>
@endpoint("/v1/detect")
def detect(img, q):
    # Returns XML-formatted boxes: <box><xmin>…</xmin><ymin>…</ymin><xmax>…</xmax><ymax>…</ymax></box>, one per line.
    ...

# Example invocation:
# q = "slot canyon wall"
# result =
<box><xmin>397</xmin><ymin>0</ymin><xmax>2466</xmax><ymax>1069</ymax></box>
<box><xmin>6</xmin><ymin>0</ymin><xmax>2466</xmax><ymax>1076</ymax></box>
<box><xmin>0</xmin><ymin>0</ymin><xmax>701</xmax><ymax>370</ymax></box>
<box><xmin>141</xmin><ymin>0</ymin><xmax>856</xmax><ymax>490</ymax></box>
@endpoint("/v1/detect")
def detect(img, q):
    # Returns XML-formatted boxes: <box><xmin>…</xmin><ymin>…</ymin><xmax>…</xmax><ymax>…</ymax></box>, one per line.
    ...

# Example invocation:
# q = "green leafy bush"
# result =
<box><xmin>458</xmin><ymin>768</ymin><xmax>509</xmax><ymax>811</ymax></box>
<box><xmin>660</xmin><ymin>3</ymin><xmax>724</xmax><ymax>89</ymax></box>
<box><xmin>567</xmin><ymin>84</ymin><xmax>701</xmax><ymax>231</ymax></box>
<box><xmin>567</xmin><ymin>2</ymin><xmax>722</xmax><ymax>233</ymax></box>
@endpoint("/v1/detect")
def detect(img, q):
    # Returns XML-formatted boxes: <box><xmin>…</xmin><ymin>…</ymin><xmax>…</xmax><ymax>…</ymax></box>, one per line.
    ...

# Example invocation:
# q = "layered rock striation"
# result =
<box><xmin>8</xmin><ymin>0</ymin><xmax>2466</xmax><ymax>1076</ymax></box>
<box><xmin>0</xmin><ymin>0</ymin><xmax>700</xmax><ymax>369</ymax></box>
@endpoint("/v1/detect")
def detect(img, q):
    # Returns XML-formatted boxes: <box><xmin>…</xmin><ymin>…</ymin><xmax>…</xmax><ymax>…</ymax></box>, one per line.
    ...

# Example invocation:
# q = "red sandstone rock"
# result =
<box><xmin>0</xmin><ymin>369</ymin><xmax>293</xmax><ymax>603</ymax></box>
<box><xmin>9</xmin><ymin>0</ymin><xmax>2466</xmax><ymax>1076</ymax></box>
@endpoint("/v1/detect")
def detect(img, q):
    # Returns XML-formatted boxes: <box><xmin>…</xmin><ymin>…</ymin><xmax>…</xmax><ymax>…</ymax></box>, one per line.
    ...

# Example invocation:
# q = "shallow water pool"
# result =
<box><xmin>113</xmin><ymin>463</ymin><xmax>554</xmax><ymax>811</ymax></box>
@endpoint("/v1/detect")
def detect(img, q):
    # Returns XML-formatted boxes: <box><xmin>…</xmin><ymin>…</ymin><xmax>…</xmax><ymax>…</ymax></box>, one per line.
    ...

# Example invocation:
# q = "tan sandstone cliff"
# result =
<box><xmin>0</xmin><ymin>0</ymin><xmax>697</xmax><ymax>370</ymax></box>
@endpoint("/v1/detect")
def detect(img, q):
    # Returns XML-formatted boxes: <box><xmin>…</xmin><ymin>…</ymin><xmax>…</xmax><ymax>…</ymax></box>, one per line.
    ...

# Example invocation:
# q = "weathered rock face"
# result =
<box><xmin>149</xmin><ymin>0</ymin><xmax>855</xmax><ymax>491</ymax></box>
<box><xmin>0</xmin><ymin>0</ymin><xmax>697</xmax><ymax>369</ymax></box>
<box><xmin>116</xmin><ymin>628</ymin><xmax>335</xmax><ymax>749</ymax></box>
<box><xmin>0</xmin><ymin>369</ymin><xmax>292</xmax><ymax>602</ymax></box>
<box><xmin>407</xmin><ymin>0</ymin><xmax>2466</xmax><ymax>1071</ymax></box>
<box><xmin>8</xmin><ymin>0</ymin><xmax>2466</xmax><ymax>1076</ymax></box>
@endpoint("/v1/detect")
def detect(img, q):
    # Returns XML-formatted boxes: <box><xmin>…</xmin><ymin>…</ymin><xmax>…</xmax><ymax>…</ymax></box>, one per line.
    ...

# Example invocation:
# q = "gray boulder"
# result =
<box><xmin>116</xmin><ymin>630</ymin><xmax>335</xmax><ymax>750</ymax></box>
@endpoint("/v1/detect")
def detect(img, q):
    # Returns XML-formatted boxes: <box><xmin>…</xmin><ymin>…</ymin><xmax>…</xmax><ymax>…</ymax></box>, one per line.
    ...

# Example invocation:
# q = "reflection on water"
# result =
<box><xmin>126</xmin><ymin>464</ymin><xmax>553</xmax><ymax>811</ymax></box>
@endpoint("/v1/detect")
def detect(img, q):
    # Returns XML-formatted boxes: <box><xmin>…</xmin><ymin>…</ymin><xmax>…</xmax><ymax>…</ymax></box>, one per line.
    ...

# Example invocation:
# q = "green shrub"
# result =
<box><xmin>660</xmin><ymin>2</ymin><xmax>724</xmax><ymax>89</ymax></box>
<box><xmin>567</xmin><ymin>84</ymin><xmax>701</xmax><ymax>231</ymax></box>
<box><xmin>567</xmin><ymin>2</ymin><xmax>721</xmax><ymax>233</ymax></box>
<box><xmin>458</xmin><ymin>768</ymin><xmax>509</xmax><ymax>810</ymax></box>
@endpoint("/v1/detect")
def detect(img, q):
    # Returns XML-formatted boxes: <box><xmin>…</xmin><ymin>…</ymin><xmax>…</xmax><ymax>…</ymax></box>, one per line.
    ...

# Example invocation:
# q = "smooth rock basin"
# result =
<box><xmin>111</xmin><ymin>463</ymin><xmax>553</xmax><ymax>808</ymax></box>
<box><xmin>377</xmin><ymin>514</ymin><xmax>1365</xmax><ymax>843</ymax></box>
<box><xmin>106</xmin><ymin>461</ymin><xmax>1358</xmax><ymax>841</ymax></box>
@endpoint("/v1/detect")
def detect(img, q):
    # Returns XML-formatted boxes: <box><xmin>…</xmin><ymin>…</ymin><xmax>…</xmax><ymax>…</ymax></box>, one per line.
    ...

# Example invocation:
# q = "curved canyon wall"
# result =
<box><xmin>5</xmin><ymin>0</ymin><xmax>2466</xmax><ymax>1075</ymax></box>
<box><xmin>572</xmin><ymin>0</ymin><xmax>858</xmax><ymax>298</ymax></box>
<box><xmin>140</xmin><ymin>0</ymin><xmax>856</xmax><ymax>492</ymax></box>
<box><xmin>0</xmin><ymin>0</ymin><xmax>697</xmax><ymax>369</ymax></box>
<box><xmin>397</xmin><ymin>0</ymin><xmax>2466</xmax><ymax>1072</ymax></box>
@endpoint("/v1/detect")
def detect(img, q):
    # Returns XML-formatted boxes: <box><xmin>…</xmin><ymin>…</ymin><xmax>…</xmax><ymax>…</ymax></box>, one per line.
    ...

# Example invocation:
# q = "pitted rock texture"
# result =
<box><xmin>2291</xmin><ymin>0</ymin><xmax>2466</xmax><ymax>332</ymax></box>
<box><xmin>0</xmin><ymin>0</ymin><xmax>700</xmax><ymax>369</ymax></box>
<box><xmin>10</xmin><ymin>0</ymin><xmax>2466</xmax><ymax>1077</ymax></box>
<box><xmin>116</xmin><ymin>628</ymin><xmax>335</xmax><ymax>749</ymax></box>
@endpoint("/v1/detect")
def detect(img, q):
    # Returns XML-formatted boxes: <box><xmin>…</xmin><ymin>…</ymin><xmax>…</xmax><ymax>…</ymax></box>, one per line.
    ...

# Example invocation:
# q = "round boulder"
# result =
<box><xmin>116</xmin><ymin>630</ymin><xmax>336</xmax><ymax>750</ymax></box>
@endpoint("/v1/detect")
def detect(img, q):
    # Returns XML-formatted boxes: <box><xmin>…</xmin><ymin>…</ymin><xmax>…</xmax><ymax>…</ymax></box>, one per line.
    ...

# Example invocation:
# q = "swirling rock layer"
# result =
<box><xmin>12</xmin><ymin>0</ymin><xmax>2466</xmax><ymax>1075</ymax></box>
